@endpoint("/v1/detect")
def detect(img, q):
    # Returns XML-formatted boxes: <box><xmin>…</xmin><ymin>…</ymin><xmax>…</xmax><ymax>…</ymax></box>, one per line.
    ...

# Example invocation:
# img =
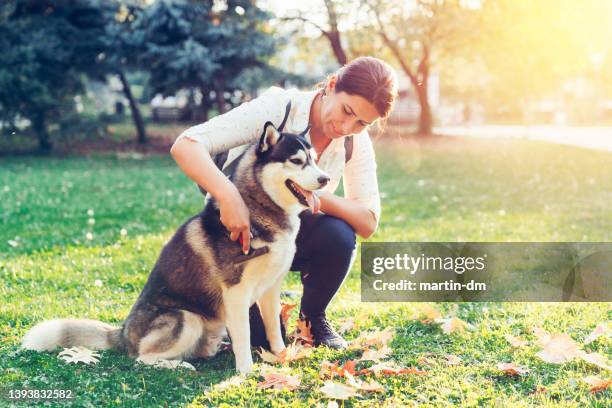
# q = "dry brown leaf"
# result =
<box><xmin>363</xmin><ymin>362</ymin><xmax>427</xmax><ymax>377</ymax></box>
<box><xmin>419</xmin><ymin>304</ymin><xmax>442</xmax><ymax>323</ymax></box>
<box><xmin>578</xmin><ymin>351</ymin><xmax>612</xmax><ymax>371</ymax></box>
<box><xmin>446</xmin><ymin>355</ymin><xmax>462</xmax><ymax>366</ymax></box>
<box><xmin>418</xmin><ymin>353</ymin><xmax>435</xmax><ymax>366</ymax></box>
<box><xmin>359</xmin><ymin>346</ymin><xmax>392</xmax><ymax>362</ymax></box>
<box><xmin>320</xmin><ymin>360</ymin><xmax>358</xmax><ymax>379</ymax></box>
<box><xmin>280</xmin><ymin>303</ymin><xmax>296</xmax><ymax>328</ymax></box>
<box><xmin>497</xmin><ymin>362</ymin><xmax>530</xmax><ymax>376</ymax></box>
<box><xmin>319</xmin><ymin>380</ymin><xmax>359</xmax><ymax>400</ymax></box>
<box><xmin>535</xmin><ymin>333</ymin><xmax>582</xmax><ymax>364</ymax></box>
<box><xmin>294</xmin><ymin>318</ymin><xmax>314</xmax><ymax>345</ymax></box>
<box><xmin>350</xmin><ymin>328</ymin><xmax>395</xmax><ymax>349</ymax></box>
<box><xmin>504</xmin><ymin>334</ymin><xmax>528</xmax><ymax>348</ymax></box>
<box><xmin>583</xmin><ymin>376</ymin><xmax>612</xmax><ymax>393</ymax></box>
<box><xmin>279</xmin><ymin>341</ymin><xmax>313</xmax><ymax>363</ymax></box>
<box><xmin>257</xmin><ymin>372</ymin><xmax>301</xmax><ymax>391</ymax></box>
<box><xmin>437</xmin><ymin>317</ymin><xmax>473</xmax><ymax>334</ymax></box>
<box><xmin>584</xmin><ymin>323</ymin><xmax>609</xmax><ymax>345</ymax></box>
<box><xmin>257</xmin><ymin>348</ymin><xmax>280</xmax><ymax>364</ymax></box>
<box><xmin>337</xmin><ymin>318</ymin><xmax>356</xmax><ymax>335</ymax></box>
<box><xmin>58</xmin><ymin>346</ymin><xmax>100</xmax><ymax>365</ymax></box>
<box><xmin>344</xmin><ymin>372</ymin><xmax>385</xmax><ymax>393</ymax></box>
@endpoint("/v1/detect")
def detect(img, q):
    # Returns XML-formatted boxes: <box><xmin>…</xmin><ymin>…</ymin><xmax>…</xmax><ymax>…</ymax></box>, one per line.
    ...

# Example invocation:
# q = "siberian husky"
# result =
<box><xmin>22</xmin><ymin>113</ymin><xmax>330</xmax><ymax>374</ymax></box>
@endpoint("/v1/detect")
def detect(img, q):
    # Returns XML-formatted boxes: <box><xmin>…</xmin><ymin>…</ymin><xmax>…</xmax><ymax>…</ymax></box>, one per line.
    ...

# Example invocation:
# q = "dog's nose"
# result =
<box><xmin>318</xmin><ymin>175</ymin><xmax>330</xmax><ymax>186</ymax></box>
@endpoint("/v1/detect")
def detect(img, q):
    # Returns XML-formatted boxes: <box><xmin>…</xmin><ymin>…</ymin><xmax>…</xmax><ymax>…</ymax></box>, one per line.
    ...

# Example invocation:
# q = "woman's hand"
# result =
<box><xmin>218</xmin><ymin>184</ymin><xmax>251</xmax><ymax>254</ymax></box>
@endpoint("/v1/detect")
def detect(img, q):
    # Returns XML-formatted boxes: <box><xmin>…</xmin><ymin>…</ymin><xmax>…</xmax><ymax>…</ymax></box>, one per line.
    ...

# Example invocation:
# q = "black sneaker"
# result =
<box><xmin>249</xmin><ymin>305</ymin><xmax>287</xmax><ymax>350</ymax></box>
<box><xmin>300</xmin><ymin>311</ymin><xmax>348</xmax><ymax>349</ymax></box>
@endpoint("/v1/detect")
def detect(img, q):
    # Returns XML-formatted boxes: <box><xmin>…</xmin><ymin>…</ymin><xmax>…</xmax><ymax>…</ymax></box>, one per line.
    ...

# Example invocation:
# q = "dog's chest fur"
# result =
<box><xmin>231</xmin><ymin>215</ymin><xmax>300</xmax><ymax>303</ymax></box>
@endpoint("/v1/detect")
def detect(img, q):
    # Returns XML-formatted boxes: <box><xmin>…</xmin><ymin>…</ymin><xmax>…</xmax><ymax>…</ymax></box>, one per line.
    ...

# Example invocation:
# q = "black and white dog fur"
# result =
<box><xmin>22</xmin><ymin>119</ymin><xmax>330</xmax><ymax>374</ymax></box>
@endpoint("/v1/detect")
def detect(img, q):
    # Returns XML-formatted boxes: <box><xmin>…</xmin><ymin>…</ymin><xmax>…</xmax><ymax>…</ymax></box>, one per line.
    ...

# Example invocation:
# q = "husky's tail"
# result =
<box><xmin>22</xmin><ymin>319</ymin><xmax>122</xmax><ymax>351</ymax></box>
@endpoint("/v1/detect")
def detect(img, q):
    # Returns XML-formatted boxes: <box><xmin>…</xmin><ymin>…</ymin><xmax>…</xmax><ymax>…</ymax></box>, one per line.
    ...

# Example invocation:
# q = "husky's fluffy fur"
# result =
<box><xmin>22</xmin><ymin>121</ymin><xmax>329</xmax><ymax>374</ymax></box>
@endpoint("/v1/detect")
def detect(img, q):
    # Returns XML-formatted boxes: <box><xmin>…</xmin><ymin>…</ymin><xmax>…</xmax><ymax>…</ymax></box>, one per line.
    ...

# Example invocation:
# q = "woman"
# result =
<box><xmin>170</xmin><ymin>56</ymin><xmax>397</xmax><ymax>349</ymax></box>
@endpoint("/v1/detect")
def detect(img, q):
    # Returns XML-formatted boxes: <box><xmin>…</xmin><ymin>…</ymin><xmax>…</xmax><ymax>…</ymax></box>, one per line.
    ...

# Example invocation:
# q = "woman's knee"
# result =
<box><xmin>310</xmin><ymin>215</ymin><xmax>356</xmax><ymax>258</ymax></box>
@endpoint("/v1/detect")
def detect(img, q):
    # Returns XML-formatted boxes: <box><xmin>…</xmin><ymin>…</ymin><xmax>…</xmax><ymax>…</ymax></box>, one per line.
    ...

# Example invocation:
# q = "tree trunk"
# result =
<box><xmin>199</xmin><ymin>86</ymin><xmax>211</xmax><ymax>122</ymax></box>
<box><xmin>416</xmin><ymin>83</ymin><xmax>432</xmax><ymax>135</ymax></box>
<box><xmin>118</xmin><ymin>70</ymin><xmax>147</xmax><ymax>144</ymax></box>
<box><xmin>328</xmin><ymin>30</ymin><xmax>347</xmax><ymax>65</ymax></box>
<box><xmin>214</xmin><ymin>75</ymin><xmax>227</xmax><ymax>115</ymax></box>
<box><xmin>32</xmin><ymin>112</ymin><xmax>52</xmax><ymax>152</ymax></box>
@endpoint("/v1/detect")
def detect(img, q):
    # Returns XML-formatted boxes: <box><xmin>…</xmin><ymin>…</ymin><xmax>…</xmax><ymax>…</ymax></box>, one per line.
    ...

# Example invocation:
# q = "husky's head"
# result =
<box><xmin>256</xmin><ymin>122</ymin><xmax>330</xmax><ymax>211</ymax></box>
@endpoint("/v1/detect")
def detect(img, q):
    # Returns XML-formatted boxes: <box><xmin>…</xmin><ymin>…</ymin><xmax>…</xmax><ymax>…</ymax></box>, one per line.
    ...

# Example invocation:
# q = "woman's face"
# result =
<box><xmin>320</xmin><ymin>77</ymin><xmax>381</xmax><ymax>139</ymax></box>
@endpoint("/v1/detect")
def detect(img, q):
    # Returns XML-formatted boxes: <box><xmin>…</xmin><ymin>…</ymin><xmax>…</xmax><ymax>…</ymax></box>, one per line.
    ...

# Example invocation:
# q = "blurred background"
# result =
<box><xmin>1</xmin><ymin>0</ymin><xmax>611</xmax><ymax>153</ymax></box>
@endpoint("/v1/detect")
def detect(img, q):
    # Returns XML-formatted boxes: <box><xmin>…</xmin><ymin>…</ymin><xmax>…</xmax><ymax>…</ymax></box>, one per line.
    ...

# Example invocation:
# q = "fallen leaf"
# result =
<box><xmin>320</xmin><ymin>360</ymin><xmax>357</xmax><ymax>379</ymax></box>
<box><xmin>437</xmin><ymin>317</ymin><xmax>473</xmax><ymax>334</ymax></box>
<box><xmin>337</xmin><ymin>318</ymin><xmax>355</xmax><ymax>335</ymax></box>
<box><xmin>446</xmin><ymin>355</ymin><xmax>462</xmax><ymax>366</ymax></box>
<box><xmin>532</xmin><ymin>327</ymin><xmax>551</xmax><ymax>345</ymax></box>
<box><xmin>420</xmin><ymin>305</ymin><xmax>442</xmax><ymax>323</ymax></box>
<box><xmin>294</xmin><ymin>318</ymin><xmax>314</xmax><ymax>345</ymax></box>
<box><xmin>359</xmin><ymin>346</ymin><xmax>392</xmax><ymax>362</ymax></box>
<box><xmin>584</xmin><ymin>323</ymin><xmax>609</xmax><ymax>345</ymax></box>
<box><xmin>497</xmin><ymin>362</ymin><xmax>530</xmax><ymax>376</ymax></box>
<box><xmin>319</xmin><ymin>380</ymin><xmax>359</xmax><ymax>400</ymax></box>
<box><xmin>350</xmin><ymin>328</ymin><xmax>395</xmax><ymax>349</ymax></box>
<box><xmin>214</xmin><ymin>375</ymin><xmax>246</xmax><ymax>390</ymax></box>
<box><xmin>363</xmin><ymin>362</ymin><xmax>427</xmax><ymax>377</ymax></box>
<box><xmin>418</xmin><ymin>353</ymin><xmax>435</xmax><ymax>366</ymax></box>
<box><xmin>583</xmin><ymin>376</ymin><xmax>612</xmax><ymax>393</ymax></box>
<box><xmin>578</xmin><ymin>351</ymin><xmax>612</xmax><ymax>371</ymax></box>
<box><xmin>504</xmin><ymin>334</ymin><xmax>528</xmax><ymax>348</ymax></box>
<box><xmin>257</xmin><ymin>372</ymin><xmax>300</xmax><ymax>391</ymax></box>
<box><xmin>280</xmin><ymin>303</ymin><xmax>296</xmax><ymax>327</ymax></box>
<box><xmin>535</xmin><ymin>333</ymin><xmax>582</xmax><ymax>364</ymax></box>
<box><xmin>278</xmin><ymin>341</ymin><xmax>313</xmax><ymax>363</ymax></box>
<box><xmin>58</xmin><ymin>347</ymin><xmax>100</xmax><ymax>365</ymax></box>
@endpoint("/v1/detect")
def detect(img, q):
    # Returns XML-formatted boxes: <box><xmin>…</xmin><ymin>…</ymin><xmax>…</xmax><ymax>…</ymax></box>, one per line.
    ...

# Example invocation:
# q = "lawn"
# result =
<box><xmin>0</xmin><ymin>136</ymin><xmax>610</xmax><ymax>407</ymax></box>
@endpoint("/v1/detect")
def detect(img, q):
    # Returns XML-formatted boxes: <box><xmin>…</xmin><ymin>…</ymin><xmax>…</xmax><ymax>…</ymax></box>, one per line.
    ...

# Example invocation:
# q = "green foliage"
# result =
<box><xmin>0</xmin><ymin>138</ymin><xmax>611</xmax><ymax>405</ymax></box>
<box><xmin>133</xmin><ymin>0</ymin><xmax>278</xmax><ymax>102</ymax></box>
<box><xmin>0</xmin><ymin>0</ymin><xmax>117</xmax><ymax>150</ymax></box>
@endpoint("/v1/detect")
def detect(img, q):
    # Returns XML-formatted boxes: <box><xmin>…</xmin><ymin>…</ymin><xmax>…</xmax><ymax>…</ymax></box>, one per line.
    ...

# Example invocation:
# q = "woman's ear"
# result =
<box><xmin>326</xmin><ymin>74</ymin><xmax>338</xmax><ymax>95</ymax></box>
<box><xmin>258</xmin><ymin>121</ymin><xmax>281</xmax><ymax>154</ymax></box>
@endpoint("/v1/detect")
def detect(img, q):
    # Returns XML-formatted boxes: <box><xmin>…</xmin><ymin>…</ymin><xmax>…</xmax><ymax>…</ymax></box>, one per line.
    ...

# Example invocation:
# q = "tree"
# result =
<box><xmin>0</xmin><ymin>0</ymin><xmax>117</xmax><ymax>151</ymax></box>
<box><xmin>282</xmin><ymin>0</ymin><xmax>349</xmax><ymax>66</ymax></box>
<box><xmin>132</xmin><ymin>0</ymin><xmax>277</xmax><ymax>121</ymax></box>
<box><xmin>366</xmin><ymin>0</ymin><xmax>480</xmax><ymax>135</ymax></box>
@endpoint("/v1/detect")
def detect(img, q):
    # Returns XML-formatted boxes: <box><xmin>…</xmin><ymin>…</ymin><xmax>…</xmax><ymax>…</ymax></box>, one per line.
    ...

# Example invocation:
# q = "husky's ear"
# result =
<box><xmin>258</xmin><ymin>121</ymin><xmax>281</xmax><ymax>153</ymax></box>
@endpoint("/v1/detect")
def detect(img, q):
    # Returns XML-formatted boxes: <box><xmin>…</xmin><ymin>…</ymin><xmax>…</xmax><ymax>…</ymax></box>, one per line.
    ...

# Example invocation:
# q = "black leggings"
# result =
<box><xmin>249</xmin><ymin>211</ymin><xmax>356</xmax><ymax>340</ymax></box>
<box><xmin>291</xmin><ymin>211</ymin><xmax>357</xmax><ymax>315</ymax></box>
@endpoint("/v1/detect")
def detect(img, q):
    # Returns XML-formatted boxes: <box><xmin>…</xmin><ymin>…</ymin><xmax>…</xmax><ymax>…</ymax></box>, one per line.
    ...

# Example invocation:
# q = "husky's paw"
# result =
<box><xmin>236</xmin><ymin>360</ymin><xmax>253</xmax><ymax>375</ymax></box>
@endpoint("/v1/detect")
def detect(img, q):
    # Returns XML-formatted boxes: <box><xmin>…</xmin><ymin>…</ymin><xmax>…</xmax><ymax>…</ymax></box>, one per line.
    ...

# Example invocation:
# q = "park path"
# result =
<box><xmin>434</xmin><ymin>125</ymin><xmax>612</xmax><ymax>152</ymax></box>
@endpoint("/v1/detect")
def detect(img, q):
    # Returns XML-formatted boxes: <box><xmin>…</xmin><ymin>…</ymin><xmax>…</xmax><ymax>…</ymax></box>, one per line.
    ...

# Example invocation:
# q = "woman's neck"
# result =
<box><xmin>308</xmin><ymin>91</ymin><xmax>331</xmax><ymax>157</ymax></box>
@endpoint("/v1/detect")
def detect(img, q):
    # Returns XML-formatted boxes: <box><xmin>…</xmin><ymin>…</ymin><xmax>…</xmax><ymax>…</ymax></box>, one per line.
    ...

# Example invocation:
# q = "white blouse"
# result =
<box><xmin>175</xmin><ymin>86</ymin><xmax>381</xmax><ymax>224</ymax></box>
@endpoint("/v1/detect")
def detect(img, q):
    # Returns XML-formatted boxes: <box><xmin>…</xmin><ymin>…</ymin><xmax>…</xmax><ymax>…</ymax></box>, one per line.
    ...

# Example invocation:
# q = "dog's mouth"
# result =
<box><xmin>285</xmin><ymin>179</ymin><xmax>311</xmax><ymax>207</ymax></box>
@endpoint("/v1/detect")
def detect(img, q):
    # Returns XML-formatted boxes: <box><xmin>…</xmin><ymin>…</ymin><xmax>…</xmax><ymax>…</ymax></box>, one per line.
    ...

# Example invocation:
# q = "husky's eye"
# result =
<box><xmin>290</xmin><ymin>158</ymin><xmax>303</xmax><ymax>165</ymax></box>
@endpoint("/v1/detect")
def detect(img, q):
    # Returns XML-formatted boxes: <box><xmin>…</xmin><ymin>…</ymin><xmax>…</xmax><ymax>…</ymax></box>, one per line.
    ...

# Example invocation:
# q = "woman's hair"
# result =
<box><xmin>319</xmin><ymin>56</ymin><xmax>398</xmax><ymax>120</ymax></box>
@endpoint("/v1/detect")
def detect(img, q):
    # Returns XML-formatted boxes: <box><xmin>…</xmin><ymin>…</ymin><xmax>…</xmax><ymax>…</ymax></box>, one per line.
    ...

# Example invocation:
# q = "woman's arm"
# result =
<box><xmin>170</xmin><ymin>138</ymin><xmax>251</xmax><ymax>252</ymax></box>
<box><xmin>317</xmin><ymin>191</ymin><xmax>377</xmax><ymax>238</ymax></box>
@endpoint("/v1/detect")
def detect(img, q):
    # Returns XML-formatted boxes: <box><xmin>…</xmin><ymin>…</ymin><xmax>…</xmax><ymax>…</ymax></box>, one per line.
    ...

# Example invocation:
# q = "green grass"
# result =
<box><xmin>0</xmin><ymin>137</ymin><xmax>611</xmax><ymax>407</ymax></box>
